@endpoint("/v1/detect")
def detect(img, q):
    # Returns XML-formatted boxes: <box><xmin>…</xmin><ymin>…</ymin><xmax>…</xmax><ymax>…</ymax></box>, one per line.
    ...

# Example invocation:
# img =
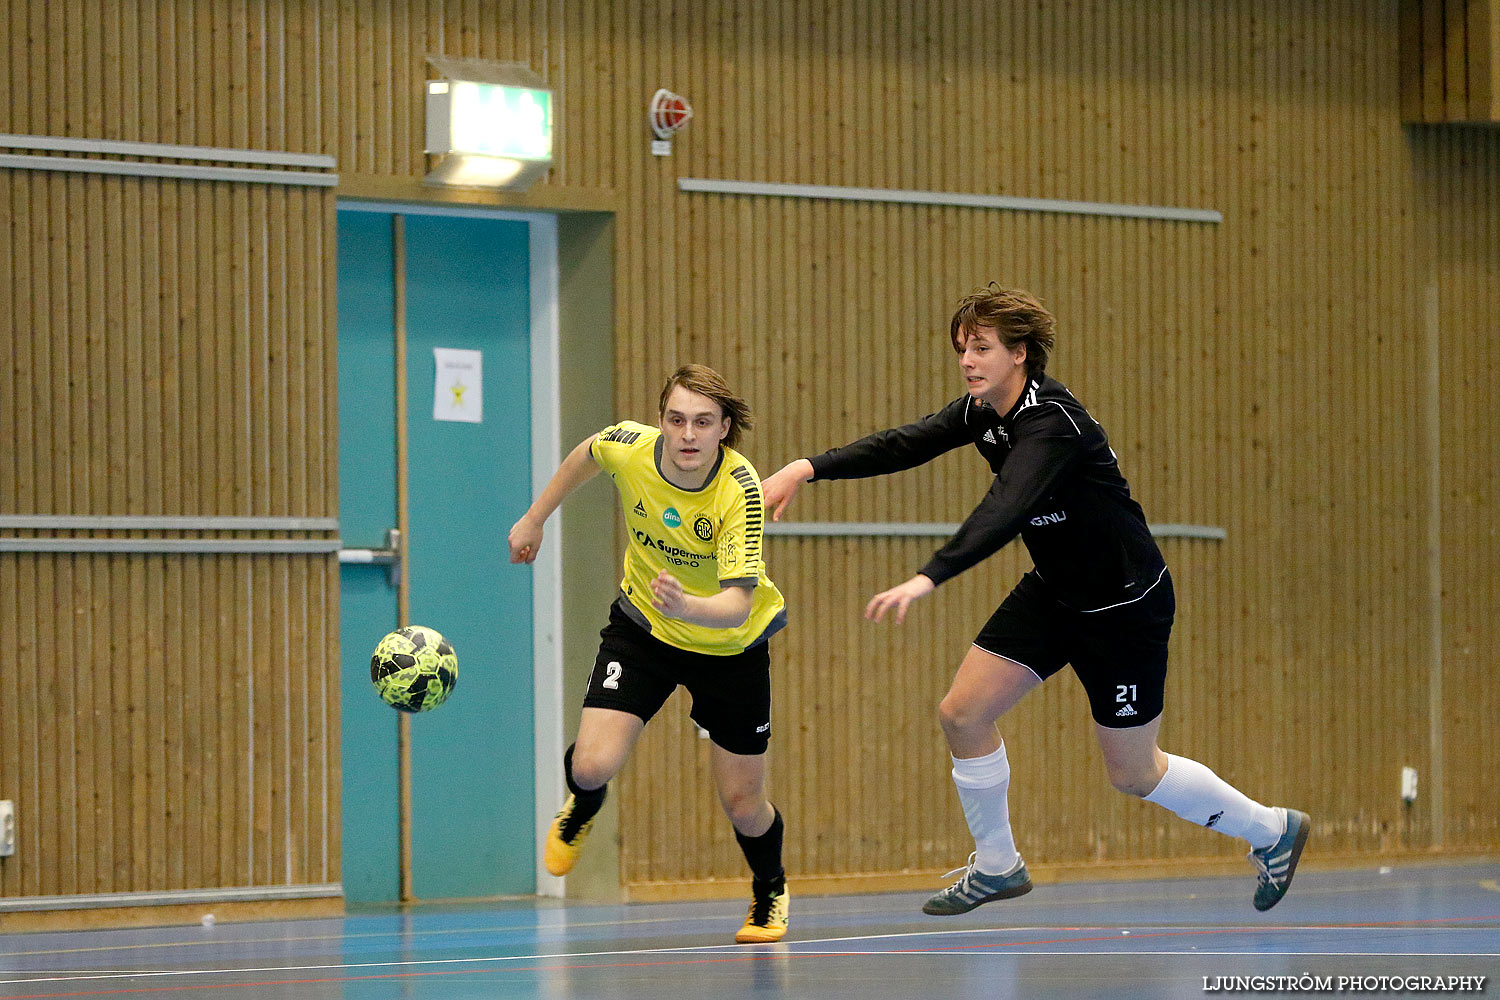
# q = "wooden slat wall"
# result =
<box><xmin>1401</xmin><ymin>0</ymin><xmax>1500</xmax><ymax>122</ymax></box>
<box><xmin>1414</xmin><ymin>124</ymin><xmax>1500</xmax><ymax>850</ymax></box>
<box><xmin>595</xmin><ymin>1</ymin><xmax>1446</xmax><ymax>884</ymax></box>
<box><xmin>590</xmin><ymin>1</ymin><xmax>1493</xmax><ymax>884</ymax></box>
<box><xmin>0</xmin><ymin>1</ymin><xmax>339</xmax><ymax>899</ymax></box>
<box><xmin>1</xmin><ymin>0</ymin><xmax>1495</xmax><ymax>905</ymax></box>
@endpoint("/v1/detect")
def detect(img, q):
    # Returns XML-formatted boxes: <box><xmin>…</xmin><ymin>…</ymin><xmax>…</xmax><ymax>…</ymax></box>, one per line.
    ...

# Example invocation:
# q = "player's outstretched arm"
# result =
<box><xmin>649</xmin><ymin>571</ymin><xmax>753</xmax><ymax>628</ymax></box>
<box><xmin>761</xmin><ymin>458</ymin><xmax>815</xmax><ymax>521</ymax></box>
<box><xmin>508</xmin><ymin>435</ymin><xmax>601</xmax><ymax>564</ymax></box>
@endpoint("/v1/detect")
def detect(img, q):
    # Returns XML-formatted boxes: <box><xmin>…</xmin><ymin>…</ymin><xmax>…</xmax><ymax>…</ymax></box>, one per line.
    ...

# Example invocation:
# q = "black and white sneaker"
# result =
<box><xmin>1249</xmin><ymin>808</ymin><xmax>1310</xmax><ymax>911</ymax></box>
<box><xmin>922</xmin><ymin>853</ymin><xmax>1032</xmax><ymax>915</ymax></box>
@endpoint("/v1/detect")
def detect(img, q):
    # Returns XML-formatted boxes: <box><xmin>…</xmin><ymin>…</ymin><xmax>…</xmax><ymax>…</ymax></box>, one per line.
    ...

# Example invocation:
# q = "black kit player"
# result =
<box><xmin>761</xmin><ymin>283</ymin><xmax>1309</xmax><ymax>915</ymax></box>
<box><xmin>508</xmin><ymin>364</ymin><xmax>791</xmax><ymax>943</ymax></box>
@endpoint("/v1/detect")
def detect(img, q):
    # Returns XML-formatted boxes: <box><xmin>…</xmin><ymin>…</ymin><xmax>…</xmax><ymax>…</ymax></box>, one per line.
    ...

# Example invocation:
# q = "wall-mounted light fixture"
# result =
<box><xmin>424</xmin><ymin>56</ymin><xmax>552</xmax><ymax>190</ymax></box>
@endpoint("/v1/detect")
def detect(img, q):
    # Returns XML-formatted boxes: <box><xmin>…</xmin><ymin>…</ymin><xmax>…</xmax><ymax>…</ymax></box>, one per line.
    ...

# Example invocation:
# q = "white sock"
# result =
<box><xmin>951</xmin><ymin>742</ymin><xmax>1021</xmax><ymax>875</ymax></box>
<box><xmin>1144</xmin><ymin>753</ymin><xmax>1283</xmax><ymax>849</ymax></box>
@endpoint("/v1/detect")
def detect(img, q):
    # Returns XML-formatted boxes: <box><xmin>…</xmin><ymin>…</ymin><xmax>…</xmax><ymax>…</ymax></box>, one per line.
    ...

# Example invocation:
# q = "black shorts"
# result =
<box><xmin>973</xmin><ymin>569</ymin><xmax>1175</xmax><ymax>728</ymax></box>
<box><xmin>583</xmin><ymin>602</ymin><xmax>773</xmax><ymax>756</ymax></box>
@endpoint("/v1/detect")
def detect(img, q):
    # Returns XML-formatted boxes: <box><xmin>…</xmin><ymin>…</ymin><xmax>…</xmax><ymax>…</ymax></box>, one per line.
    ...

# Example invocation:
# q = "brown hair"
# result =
<box><xmin>949</xmin><ymin>282</ymin><xmax>1057</xmax><ymax>375</ymax></box>
<box><xmin>657</xmin><ymin>364</ymin><xmax>752</xmax><ymax>450</ymax></box>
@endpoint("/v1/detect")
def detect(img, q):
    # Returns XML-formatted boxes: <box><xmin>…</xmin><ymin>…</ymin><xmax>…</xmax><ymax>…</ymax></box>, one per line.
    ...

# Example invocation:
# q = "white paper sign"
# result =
<box><xmin>433</xmin><ymin>348</ymin><xmax>483</xmax><ymax>423</ymax></box>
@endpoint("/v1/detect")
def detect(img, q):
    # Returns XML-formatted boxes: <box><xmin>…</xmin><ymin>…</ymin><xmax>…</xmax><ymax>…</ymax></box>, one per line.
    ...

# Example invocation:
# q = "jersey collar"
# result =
<box><xmin>653</xmin><ymin>436</ymin><xmax>726</xmax><ymax>492</ymax></box>
<box><xmin>1001</xmin><ymin>374</ymin><xmax>1045</xmax><ymax>422</ymax></box>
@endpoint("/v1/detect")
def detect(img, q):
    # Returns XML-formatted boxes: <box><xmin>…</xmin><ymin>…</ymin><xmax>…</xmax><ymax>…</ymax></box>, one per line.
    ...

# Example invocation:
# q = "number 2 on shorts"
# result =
<box><xmin>602</xmin><ymin>661</ymin><xmax>622</xmax><ymax>690</ymax></box>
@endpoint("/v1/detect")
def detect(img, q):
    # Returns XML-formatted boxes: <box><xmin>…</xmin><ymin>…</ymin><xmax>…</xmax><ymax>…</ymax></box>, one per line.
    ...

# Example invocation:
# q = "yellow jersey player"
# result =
<box><xmin>508</xmin><ymin>365</ymin><xmax>789</xmax><ymax>943</ymax></box>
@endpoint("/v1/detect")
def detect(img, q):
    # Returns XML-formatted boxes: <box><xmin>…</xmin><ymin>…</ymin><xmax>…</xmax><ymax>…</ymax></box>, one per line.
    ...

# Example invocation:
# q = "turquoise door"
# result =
<box><xmin>338</xmin><ymin>206</ymin><xmax>538</xmax><ymax>902</ymax></box>
<box><xmin>337</xmin><ymin>211</ymin><xmax>401</xmax><ymax>903</ymax></box>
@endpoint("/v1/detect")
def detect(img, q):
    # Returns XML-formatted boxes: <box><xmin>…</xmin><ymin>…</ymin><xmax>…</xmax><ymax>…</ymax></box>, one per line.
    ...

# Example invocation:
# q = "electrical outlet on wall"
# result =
<box><xmin>0</xmin><ymin>799</ymin><xmax>14</xmax><ymax>856</ymax></box>
<box><xmin>1400</xmin><ymin>767</ymin><xmax>1419</xmax><ymax>803</ymax></box>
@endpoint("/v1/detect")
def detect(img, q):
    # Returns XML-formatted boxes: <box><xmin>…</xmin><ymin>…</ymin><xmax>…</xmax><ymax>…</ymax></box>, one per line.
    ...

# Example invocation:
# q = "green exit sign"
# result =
<box><xmin>427</xmin><ymin>80</ymin><xmax>552</xmax><ymax>161</ymax></box>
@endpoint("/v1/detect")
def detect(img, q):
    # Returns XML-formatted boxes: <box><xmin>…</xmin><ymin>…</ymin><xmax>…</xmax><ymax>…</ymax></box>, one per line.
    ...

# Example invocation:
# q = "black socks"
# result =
<box><xmin>563</xmin><ymin>744</ymin><xmax>607</xmax><ymax>825</ymax></box>
<box><xmin>735</xmin><ymin>806</ymin><xmax>785</xmax><ymax>884</ymax></box>
<box><xmin>565</xmin><ymin>746</ymin><xmax>782</xmax><ymax>885</ymax></box>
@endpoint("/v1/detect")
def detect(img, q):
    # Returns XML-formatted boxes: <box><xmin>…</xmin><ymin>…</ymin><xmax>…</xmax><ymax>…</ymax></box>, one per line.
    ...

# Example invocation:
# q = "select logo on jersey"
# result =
<box><xmin>693</xmin><ymin>516</ymin><xmax>714</xmax><ymax>541</ymax></box>
<box><xmin>1029</xmin><ymin>510</ymin><xmax>1067</xmax><ymax>526</ymax></box>
<box><xmin>662</xmin><ymin>506</ymin><xmax>682</xmax><ymax>528</ymax></box>
<box><xmin>633</xmin><ymin>499</ymin><xmax>647</xmax><ymax>517</ymax></box>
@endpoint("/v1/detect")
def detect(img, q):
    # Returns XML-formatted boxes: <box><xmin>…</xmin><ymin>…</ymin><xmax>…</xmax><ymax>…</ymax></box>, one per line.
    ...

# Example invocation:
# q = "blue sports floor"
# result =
<box><xmin>0</xmin><ymin>862</ymin><xmax>1495</xmax><ymax>999</ymax></box>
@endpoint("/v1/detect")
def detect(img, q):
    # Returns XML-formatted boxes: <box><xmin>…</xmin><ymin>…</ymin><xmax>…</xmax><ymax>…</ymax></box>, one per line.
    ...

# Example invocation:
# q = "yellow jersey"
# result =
<box><xmin>590</xmin><ymin>421</ymin><xmax>787</xmax><ymax>655</ymax></box>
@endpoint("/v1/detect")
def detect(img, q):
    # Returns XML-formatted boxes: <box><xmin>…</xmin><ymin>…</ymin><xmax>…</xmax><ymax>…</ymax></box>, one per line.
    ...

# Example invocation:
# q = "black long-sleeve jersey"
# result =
<box><xmin>807</xmin><ymin>373</ymin><xmax>1167</xmax><ymax>612</ymax></box>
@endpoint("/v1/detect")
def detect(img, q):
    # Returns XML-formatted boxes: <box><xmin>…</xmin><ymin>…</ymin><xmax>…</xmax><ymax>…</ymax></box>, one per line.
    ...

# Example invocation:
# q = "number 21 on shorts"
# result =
<box><xmin>1116</xmin><ymin>684</ymin><xmax>1136</xmax><ymax>703</ymax></box>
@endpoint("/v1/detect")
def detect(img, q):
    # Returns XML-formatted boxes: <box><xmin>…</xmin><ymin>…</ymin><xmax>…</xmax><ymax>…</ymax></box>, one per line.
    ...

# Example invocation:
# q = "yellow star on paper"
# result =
<box><xmin>450</xmin><ymin>382</ymin><xmax>467</xmax><ymax>407</ymax></box>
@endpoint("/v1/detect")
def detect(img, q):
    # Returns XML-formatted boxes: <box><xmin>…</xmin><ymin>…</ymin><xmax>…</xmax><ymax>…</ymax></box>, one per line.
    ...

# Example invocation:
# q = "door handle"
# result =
<box><xmin>338</xmin><ymin>527</ymin><xmax>402</xmax><ymax>587</ymax></box>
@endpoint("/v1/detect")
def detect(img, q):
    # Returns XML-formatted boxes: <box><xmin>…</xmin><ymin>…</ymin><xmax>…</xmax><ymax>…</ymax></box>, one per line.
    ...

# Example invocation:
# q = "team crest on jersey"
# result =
<box><xmin>693</xmin><ymin>516</ymin><xmax>714</xmax><ymax>541</ymax></box>
<box><xmin>662</xmin><ymin>506</ymin><xmax>682</xmax><ymax>528</ymax></box>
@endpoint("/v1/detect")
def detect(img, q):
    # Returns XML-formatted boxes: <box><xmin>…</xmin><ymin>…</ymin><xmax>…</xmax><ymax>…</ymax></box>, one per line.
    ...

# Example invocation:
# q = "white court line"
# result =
<box><xmin>0</xmin><ymin>938</ymin><xmax>784</xmax><ymax>986</ymax></box>
<box><xmin>6</xmin><ymin>905</ymin><xmax>1494</xmax><ymax>961</ymax></box>
<box><xmin>6</xmin><ymin>875</ymin><xmax>1493</xmax><ymax>960</ymax></box>
<box><xmin>5</xmin><ymin>952</ymin><xmax>1498</xmax><ymax>986</ymax></box>
<box><xmin>711</xmin><ymin>950</ymin><xmax>1500</xmax><ymax>957</ymax></box>
<box><xmin>0</xmin><ymin>944</ymin><xmax>721</xmax><ymax>986</ymax></box>
<box><xmin>3</xmin><ymin>925</ymin><xmax>1496</xmax><ymax>985</ymax></box>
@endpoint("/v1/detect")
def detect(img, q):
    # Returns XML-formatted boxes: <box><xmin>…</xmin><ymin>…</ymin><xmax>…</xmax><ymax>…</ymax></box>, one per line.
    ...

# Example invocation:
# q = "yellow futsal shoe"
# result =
<box><xmin>543</xmin><ymin>794</ymin><xmax>598</xmax><ymax>877</ymax></box>
<box><xmin>734</xmin><ymin>876</ymin><xmax>789</xmax><ymax>943</ymax></box>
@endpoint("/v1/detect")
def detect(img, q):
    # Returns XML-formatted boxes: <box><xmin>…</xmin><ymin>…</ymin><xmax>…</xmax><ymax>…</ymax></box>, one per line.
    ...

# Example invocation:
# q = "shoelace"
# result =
<box><xmin>749</xmin><ymin>884</ymin><xmax>783</xmax><ymax>924</ymax></box>
<box><xmin>557</xmin><ymin>803</ymin><xmax>589</xmax><ymax>843</ymax></box>
<box><xmin>749</xmin><ymin>894</ymin><xmax>771</xmax><ymax>924</ymax></box>
<box><xmin>1248</xmin><ymin>810</ymin><xmax>1291</xmax><ymax>883</ymax></box>
<box><xmin>1247</xmin><ymin>846</ymin><xmax>1291</xmax><ymax>886</ymax></box>
<box><xmin>939</xmin><ymin>852</ymin><xmax>980</xmax><ymax>888</ymax></box>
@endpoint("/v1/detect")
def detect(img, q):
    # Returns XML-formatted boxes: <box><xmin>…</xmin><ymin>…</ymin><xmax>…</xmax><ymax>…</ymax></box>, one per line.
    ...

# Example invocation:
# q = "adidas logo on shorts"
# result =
<box><xmin>1115</xmin><ymin>704</ymin><xmax>1137</xmax><ymax>718</ymax></box>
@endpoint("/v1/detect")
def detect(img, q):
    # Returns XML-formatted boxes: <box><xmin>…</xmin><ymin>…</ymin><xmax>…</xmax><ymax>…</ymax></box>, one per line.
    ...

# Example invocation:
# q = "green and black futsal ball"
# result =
<box><xmin>370</xmin><ymin>626</ymin><xmax>458</xmax><ymax>712</ymax></box>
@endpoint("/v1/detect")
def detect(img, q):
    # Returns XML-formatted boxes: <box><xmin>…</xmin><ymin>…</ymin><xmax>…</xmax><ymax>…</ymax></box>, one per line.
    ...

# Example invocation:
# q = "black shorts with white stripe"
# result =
<box><xmin>973</xmin><ymin>568</ymin><xmax>1174</xmax><ymax>728</ymax></box>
